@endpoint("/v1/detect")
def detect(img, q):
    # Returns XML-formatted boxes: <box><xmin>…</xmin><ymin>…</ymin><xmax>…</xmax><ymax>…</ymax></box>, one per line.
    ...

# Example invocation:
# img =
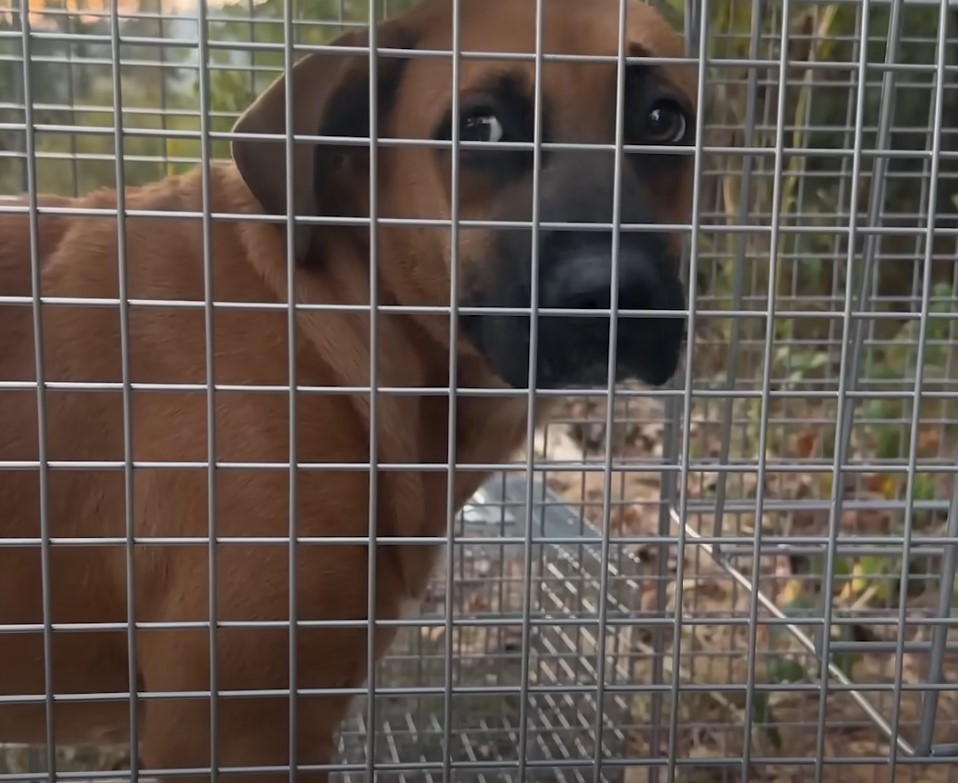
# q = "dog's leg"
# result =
<box><xmin>134</xmin><ymin>544</ymin><xmax>384</xmax><ymax>783</ymax></box>
<box><xmin>137</xmin><ymin>693</ymin><xmax>343</xmax><ymax>783</ymax></box>
<box><xmin>136</xmin><ymin>625</ymin><xmax>355</xmax><ymax>783</ymax></box>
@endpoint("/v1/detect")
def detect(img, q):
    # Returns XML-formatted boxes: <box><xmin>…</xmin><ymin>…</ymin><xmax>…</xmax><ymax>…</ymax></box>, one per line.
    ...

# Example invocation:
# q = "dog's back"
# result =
<box><xmin>0</xmin><ymin>192</ymin><xmax>79</xmax><ymax>278</ymax></box>
<box><xmin>0</xmin><ymin>188</ymin><xmax>127</xmax><ymax>742</ymax></box>
<box><xmin>0</xmin><ymin>192</ymin><xmax>81</xmax><ymax>380</ymax></box>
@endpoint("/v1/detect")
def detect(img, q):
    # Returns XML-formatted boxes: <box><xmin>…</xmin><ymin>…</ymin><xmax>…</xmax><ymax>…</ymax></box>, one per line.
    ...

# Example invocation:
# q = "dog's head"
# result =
<box><xmin>231</xmin><ymin>0</ymin><xmax>696</xmax><ymax>391</ymax></box>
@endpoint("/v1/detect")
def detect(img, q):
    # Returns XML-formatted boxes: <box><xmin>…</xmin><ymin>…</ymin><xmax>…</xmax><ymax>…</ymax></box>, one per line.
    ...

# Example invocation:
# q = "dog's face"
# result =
<box><xmin>231</xmin><ymin>0</ymin><xmax>697</xmax><ymax>391</ymax></box>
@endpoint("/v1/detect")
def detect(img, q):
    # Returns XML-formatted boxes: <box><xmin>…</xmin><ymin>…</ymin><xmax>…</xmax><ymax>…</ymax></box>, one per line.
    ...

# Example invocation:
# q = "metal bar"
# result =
<box><xmin>441</xmin><ymin>0</ymin><xmax>464</xmax><ymax>778</ymax></box>
<box><xmin>6</xmin><ymin>38</ymin><xmax>958</xmax><ymax>72</ymax></box>
<box><xmin>10</xmin><ymin>4</ymin><xmax>27</xmax><ymax>194</ymax></box>
<box><xmin>885</xmin><ymin>0</ymin><xmax>952</xmax><ymax>769</ymax></box>
<box><xmin>915</xmin><ymin>452</ymin><xmax>958</xmax><ymax>755</ymax></box>
<box><xmin>591</xmin><ymin>0</ymin><xmax>632</xmax><ymax>777</ymax></box>
<box><xmin>15</xmin><ymin>0</ymin><xmax>57</xmax><ymax>779</ymax></box>
<box><xmin>65</xmin><ymin>6</ymin><xmax>80</xmax><ymax>195</ymax></box>
<box><xmin>739</xmin><ymin>0</ymin><xmax>792</xmax><ymax>775</ymax></box>
<box><xmin>516</xmin><ymin>0</ymin><xmax>547</xmax><ymax>776</ymax></box>
<box><xmin>670</xmin><ymin>508</ymin><xmax>916</xmax><ymax>757</ymax></box>
<box><xmin>814</xmin><ymin>0</ymin><xmax>907</xmax><ymax>659</ymax></box>
<box><xmin>105</xmin><ymin>2</ymin><xmax>141</xmax><ymax>782</ymax></box>
<box><xmin>710</xmin><ymin>0</ymin><xmax>765</xmax><ymax>559</ymax></box>
<box><xmin>366</xmin><ymin>0</ymin><xmax>384</xmax><ymax>777</ymax></box>
<box><xmin>664</xmin><ymin>3</ymin><xmax>710</xmax><ymax>781</ymax></box>
<box><xmin>809</xmin><ymin>0</ymin><xmax>877</xmax><ymax>778</ymax></box>
<box><xmin>194</xmin><ymin>0</ymin><xmax>218</xmax><ymax>779</ymax></box>
<box><xmin>280</xmin><ymin>0</ymin><xmax>299</xmax><ymax>778</ymax></box>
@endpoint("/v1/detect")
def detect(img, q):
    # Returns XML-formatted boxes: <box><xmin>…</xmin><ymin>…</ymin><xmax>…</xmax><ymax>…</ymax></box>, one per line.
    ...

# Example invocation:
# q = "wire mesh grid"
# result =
<box><xmin>1</xmin><ymin>0</ymin><xmax>958</xmax><ymax>781</ymax></box>
<box><xmin>332</xmin><ymin>475</ymin><xmax>647</xmax><ymax>783</ymax></box>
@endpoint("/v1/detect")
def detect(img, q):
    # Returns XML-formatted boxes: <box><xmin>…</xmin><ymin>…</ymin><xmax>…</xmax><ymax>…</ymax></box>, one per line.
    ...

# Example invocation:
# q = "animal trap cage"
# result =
<box><xmin>2</xmin><ymin>0</ymin><xmax>958</xmax><ymax>781</ymax></box>
<box><xmin>334</xmin><ymin>475</ymin><xmax>649</xmax><ymax>783</ymax></box>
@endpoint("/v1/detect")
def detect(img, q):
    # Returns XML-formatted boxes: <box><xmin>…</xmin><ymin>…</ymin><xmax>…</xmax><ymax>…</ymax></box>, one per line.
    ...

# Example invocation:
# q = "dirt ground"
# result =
<box><xmin>534</xmin><ymin>381</ymin><xmax>958</xmax><ymax>783</ymax></box>
<box><xmin>1</xmin><ymin>381</ymin><xmax>956</xmax><ymax>782</ymax></box>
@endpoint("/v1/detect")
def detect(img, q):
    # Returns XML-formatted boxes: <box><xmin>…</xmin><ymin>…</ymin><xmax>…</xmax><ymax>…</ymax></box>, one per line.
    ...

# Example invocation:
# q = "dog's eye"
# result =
<box><xmin>642</xmin><ymin>99</ymin><xmax>687</xmax><ymax>144</ymax></box>
<box><xmin>460</xmin><ymin>111</ymin><xmax>504</xmax><ymax>143</ymax></box>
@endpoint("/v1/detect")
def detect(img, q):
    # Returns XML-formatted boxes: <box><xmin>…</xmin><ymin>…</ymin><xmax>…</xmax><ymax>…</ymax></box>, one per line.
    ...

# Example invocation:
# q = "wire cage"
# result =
<box><xmin>334</xmin><ymin>474</ymin><xmax>649</xmax><ymax>783</ymax></box>
<box><xmin>2</xmin><ymin>0</ymin><xmax>958</xmax><ymax>782</ymax></box>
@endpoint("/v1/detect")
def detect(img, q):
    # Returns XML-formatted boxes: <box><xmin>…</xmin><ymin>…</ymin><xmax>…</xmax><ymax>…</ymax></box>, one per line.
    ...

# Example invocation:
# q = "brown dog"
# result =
<box><xmin>0</xmin><ymin>0</ymin><xmax>696</xmax><ymax>779</ymax></box>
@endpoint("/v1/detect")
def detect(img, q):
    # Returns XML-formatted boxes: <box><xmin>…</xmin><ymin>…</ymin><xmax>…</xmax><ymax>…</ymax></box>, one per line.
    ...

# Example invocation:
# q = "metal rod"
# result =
<box><xmin>664</xmin><ymin>4</ymin><xmax>710</xmax><ymax>782</ymax></box>
<box><xmin>884</xmin><ymin>0</ymin><xmax>951</xmax><ymax>769</ymax></box>
<box><xmin>441</xmin><ymin>0</ymin><xmax>464</xmax><ymax>778</ymax></box>
<box><xmin>739</xmin><ymin>0</ymin><xmax>792</xmax><ymax>774</ymax></box>
<box><xmin>915</xmin><ymin>452</ymin><xmax>958</xmax><ymax>755</ymax></box>
<box><xmin>516</xmin><ymin>0</ymin><xmax>547</xmax><ymax>774</ymax></box>
<box><xmin>365</xmin><ymin>0</ymin><xmax>384</xmax><ymax>777</ymax></box>
<box><xmin>16</xmin><ymin>0</ymin><xmax>57</xmax><ymax>779</ymax></box>
<box><xmin>591</xmin><ymin>0</ymin><xmax>632</xmax><ymax>777</ymax></box>
<box><xmin>280</xmin><ymin>0</ymin><xmax>299</xmax><ymax>777</ymax></box>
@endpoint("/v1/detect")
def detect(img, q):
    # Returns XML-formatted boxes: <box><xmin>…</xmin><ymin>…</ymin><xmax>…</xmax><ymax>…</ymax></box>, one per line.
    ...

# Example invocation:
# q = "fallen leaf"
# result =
<box><xmin>422</xmin><ymin>626</ymin><xmax>444</xmax><ymax>642</ymax></box>
<box><xmin>866</xmin><ymin>473</ymin><xmax>898</xmax><ymax>500</ymax></box>
<box><xmin>917</xmin><ymin>427</ymin><xmax>941</xmax><ymax>455</ymax></box>
<box><xmin>777</xmin><ymin>578</ymin><xmax>804</xmax><ymax>607</ymax></box>
<box><xmin>611</xmin><ymin>505</ymin><xmax>642</xmax><ymax>534</ymax></box>
<box><xmin>789</xmin><ymin>428</ymin><xmax>820</xmax><ymax>459</ymax></box>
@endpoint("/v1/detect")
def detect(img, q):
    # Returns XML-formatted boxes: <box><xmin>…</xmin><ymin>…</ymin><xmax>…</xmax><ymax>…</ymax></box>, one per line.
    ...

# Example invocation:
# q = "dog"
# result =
<box><xmin>0</xmin><ymin>0</ymin><xmax>696</xmax><ymax>779</ymax></box>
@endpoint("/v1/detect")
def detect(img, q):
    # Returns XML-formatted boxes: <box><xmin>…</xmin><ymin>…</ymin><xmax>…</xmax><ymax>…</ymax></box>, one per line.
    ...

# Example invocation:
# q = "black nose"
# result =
<box><xmin>541</xmin><ymin>244</ymin><xmax>657</xmax><ymax>314</ymax></box>
<box><xmin>537</xmin><ymin>233</ymin><xmax>686</xmax><ymax>387</ymax></box>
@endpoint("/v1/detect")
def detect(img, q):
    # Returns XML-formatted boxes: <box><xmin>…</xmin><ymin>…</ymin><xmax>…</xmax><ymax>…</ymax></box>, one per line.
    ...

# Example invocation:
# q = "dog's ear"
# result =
<box><xmin>230</xmin><ymin>19</ymin><xmax>417</xmax><ymax>263</ymax></box>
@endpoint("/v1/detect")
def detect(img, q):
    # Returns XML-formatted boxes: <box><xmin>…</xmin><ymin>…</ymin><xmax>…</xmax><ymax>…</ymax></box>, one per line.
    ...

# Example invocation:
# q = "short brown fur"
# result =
<box><xmin>0</xmin><ymin>0</ymin><xmax>696</xmax><ymax>779</ymax></box>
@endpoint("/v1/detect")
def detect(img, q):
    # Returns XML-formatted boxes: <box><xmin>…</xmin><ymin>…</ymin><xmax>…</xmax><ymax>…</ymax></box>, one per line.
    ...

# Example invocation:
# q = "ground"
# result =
<box><xmin>1</xmin><ymin>380</ymin><xmax>956</xmax><ymax>782</ymax></box>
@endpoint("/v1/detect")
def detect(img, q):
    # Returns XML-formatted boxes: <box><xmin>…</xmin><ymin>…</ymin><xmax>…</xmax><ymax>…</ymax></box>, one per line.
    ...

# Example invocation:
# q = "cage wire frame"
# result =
<box><xmin>1</xmin><ymin>0</ymin><xmax>958</xmax><ymax>780</ymax></box>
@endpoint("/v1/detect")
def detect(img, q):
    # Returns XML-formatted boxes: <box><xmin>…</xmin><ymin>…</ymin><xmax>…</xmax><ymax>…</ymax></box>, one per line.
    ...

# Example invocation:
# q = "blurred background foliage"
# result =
<box><xmin>1</xmin><ymin>0</ymin><xmax>956</xmax><ymax>362</ymax></box>
<box><xmin>662</xmin><ymin>0</ymin><xmax>958</xmax><ymax>318</ymax></box>
<box><xmin>2</xmin><ymin>0</ymin><xmax>954</xmax><ymax>299</ymax></box>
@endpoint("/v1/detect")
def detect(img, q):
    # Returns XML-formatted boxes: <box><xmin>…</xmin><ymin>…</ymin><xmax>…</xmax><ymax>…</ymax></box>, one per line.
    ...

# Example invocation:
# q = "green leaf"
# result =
<box><xmin>876</xmin><ymin>427</ymin><xmax>902</xmax><ymax>460</ymax></box>
<box><xmin>782</xmin><ymin>595</ymin><xmax>817</xmax><ymax>620</ymax></box>
<box><xmin>832</xmin><ymin>651</ymin><xmax>861</xmax><ymax>678</ymax></box>
<box><xmin>932</xmin><ymin>281</ymin><xmax>954</xmax><ymax>301</ymax></box>
<box><xmin>911</xmin><ymin>474</ymin><xmax>937</xmax><ymax>502</ymax></box>
<box><xmin>898</xmin><ymin>556</ymin><xmax>932</xmax><ymax>600</ymax></box>
<box><xmin>806</xmin><ymin>554</ymin><xmax>852</xmax><ymax>593</ymax></box>
<box><xmin>872</xmin><ymin>362</ymin><xmax>902</xmax><ymax>382</ymax></box>
<box><xmin>821</xmin><ymin>426</ymin><xmax>837</xmax><ymax>459</ymax></box>
<box><xmin>865</xmin><ymin>399</ymin><xmax>890</xmax><ymax>421</ymax></box>
<box><xmin>752</xmin><ymin>691</ymin><xmax>783</xmax><ymax>750</ymax></box>
<box><xmin>858</xmin><ymin>555</ymin><xmax>889</xmax><ymax>579</ymax></box>
<box><xmin>854</xmin><ymin>555</ymin><xmax>894</xmax><ymax>603</ymax></box>
<box><xmin>833</xmin><ymin>555</ymin><xmax>852</xmax><ymax>580</ymax></box>
<box><xmin>767</xmin><ymin>656</ymin><xmax>808</xmax><ymax>684</ymax></box>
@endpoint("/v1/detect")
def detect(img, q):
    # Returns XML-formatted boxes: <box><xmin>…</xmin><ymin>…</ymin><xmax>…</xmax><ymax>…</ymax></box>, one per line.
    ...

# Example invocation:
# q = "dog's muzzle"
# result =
<box><xmin>460</xmin><ymin>229</ymin><xmax>686</xmax><ymax>390</ymax></box>
<box><xmin>459</xmin><ymin>154</ymin><xmax>688</xmax><ymax>391</ymax></box>
<box><xmin>536</xmin><ymin>229</ymin><xmax>686</xmax><ymax>388</ymax></box>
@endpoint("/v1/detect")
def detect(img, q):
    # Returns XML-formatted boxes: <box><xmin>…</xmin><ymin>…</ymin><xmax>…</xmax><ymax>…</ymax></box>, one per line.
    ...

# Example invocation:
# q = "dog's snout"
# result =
<box><xmin>465</xmin><ymin>154</ymin><xmax>689</xmax><ymax>391</ymax></box>
<box><xmin>542</xmin><ymin>246</ymin><xmax>658</xmax><ymax>312</ymax></box>
<box><xmin>534</xmin><ymin>231</ymin><xmax>686</xmax><ymax>388</ymax></box>
<box><xmin>542</xmin><ymin>250</ymin><xmax>620</xmax><ymax>312</ymax></box>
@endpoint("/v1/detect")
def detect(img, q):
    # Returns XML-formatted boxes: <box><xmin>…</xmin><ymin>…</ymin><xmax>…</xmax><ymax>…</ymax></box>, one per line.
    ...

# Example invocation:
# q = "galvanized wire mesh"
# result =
<box><xmin>1</xmin><ymin>0</ymin><xmax>958</xmax><ymax>782</ymax></box>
